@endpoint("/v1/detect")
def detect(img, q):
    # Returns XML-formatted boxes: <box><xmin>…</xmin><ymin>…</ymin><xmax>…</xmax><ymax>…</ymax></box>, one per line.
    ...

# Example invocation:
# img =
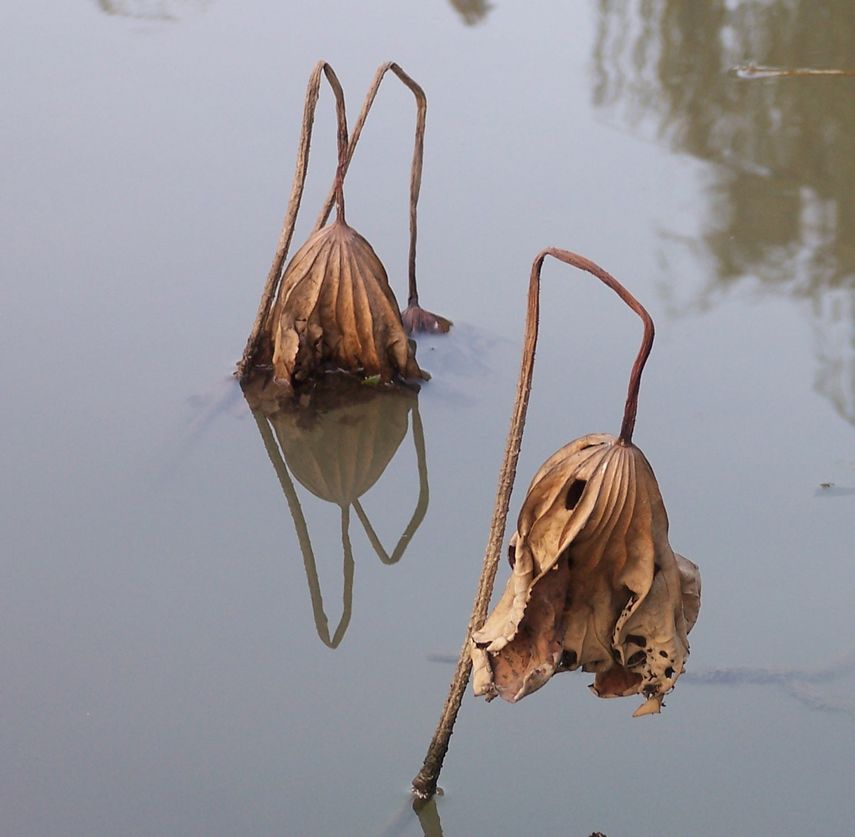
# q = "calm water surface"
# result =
<box><xmin>3</xmin><ymin>2</ymin><xmax>854</xmax><ymax>835</ymax></box>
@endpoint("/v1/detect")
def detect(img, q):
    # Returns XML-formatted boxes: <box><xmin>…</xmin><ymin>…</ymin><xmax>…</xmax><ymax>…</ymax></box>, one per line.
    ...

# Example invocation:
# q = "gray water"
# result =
<box><xmin>3</xmin><ymin>2</ymin><xmax>854</xmax><ymax>835</ymax></box>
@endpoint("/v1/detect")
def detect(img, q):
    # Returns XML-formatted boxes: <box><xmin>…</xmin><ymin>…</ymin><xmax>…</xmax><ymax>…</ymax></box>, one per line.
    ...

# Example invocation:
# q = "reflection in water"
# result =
<box><xmin>448</xmin><ymin>0</ymin><xmax>492</xmax><ymax>26</ymax></box>
<box><xmin>685</xmin><ymin>647</ymin><xmax>855</xmax><ymax>718</ymax></box>
<box><xmin>244</xmin><ymin>375</ymin><xmax>429</xmax><ymax>647</ymax></box>
<box><xmin>593</xmin><ymin>0</ymin><xmax>855</xmax><ymax>423</ymax></box>
<box><xmin>379</xmin><ymin>796</ymin><xmax>445</xmax><ymax>837</ymax></box>
<box><xmin>95</xmin><ymin>0</ymin><xmax>211</xmax><ymax>21</ymax></box>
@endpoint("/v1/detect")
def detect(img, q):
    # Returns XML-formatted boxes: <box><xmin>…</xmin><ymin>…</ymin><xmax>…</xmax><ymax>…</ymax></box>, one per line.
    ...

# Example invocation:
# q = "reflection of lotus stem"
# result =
<box><xmin>316</xmin><ymin>62</ymin><xmax>427</xmax><ymax>307</ymax></box>
<box><xmin>352</xmin><ymin>403</ymin><xmax>429</xmax><ymax>564</ymax></box>
<box><xmin>411</xmin><ymin>248</ymin><xmax>654</xmax><ymax>800</ymax></box>
<box><xmin>414</xmin><ymin>796</ymin><xmax>444</xmax><ymax>836</ymax></box>
<box><xmin>237</xmin><ymin>61</ymin><xmax>349</xmax><ymax>380</ymax></box>
<box><xmin>377</xmin><ymin>794</ymin><xmax>444</xmax><ymax>837</ymax></box>
<box><xmin>253</xmin><ymin>410</ymin><xmax>353</xmax><ymax>648</ymax></box>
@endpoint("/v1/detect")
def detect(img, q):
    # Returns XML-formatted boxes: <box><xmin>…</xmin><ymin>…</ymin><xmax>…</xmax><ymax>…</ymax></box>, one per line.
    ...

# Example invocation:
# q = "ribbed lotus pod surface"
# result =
<box><xmin>472</xmin><ymin>432</ymin><xmax>701</xmax><ymax>715</ymax></box>
<box><xmin>269</xmin><ymin>219</ymin><xmax>428</xmax><ymax>390</ymax></box>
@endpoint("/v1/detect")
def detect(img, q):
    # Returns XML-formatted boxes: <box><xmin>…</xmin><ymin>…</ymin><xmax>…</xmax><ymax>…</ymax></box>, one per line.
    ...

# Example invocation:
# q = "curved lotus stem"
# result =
<box><xmin>411</xmin><ymin>248</ymin><xmax>654</xmax><ymax>800</ymax></box>
<box><xmin>530</xmin><ymin>249</ymin><xmax>655</xmax><ymax>444</ymax></box>
<box><xmin>316</xmin><ymin>62</ymin><xmax>450</xmax><ymax>332</ymax></box>
<box><xmin>351</xmin><ymin>401</ymin><xmax>430</xmax><ymax>565</ymax></box>
<box><xmin>253</xmin><ymin>409</ymin><xmax>353</xmax><ymax>648</ymax></box>
<box><xmin>237</xmin><ymin>61</ymin><xmax>349</xmax><ymax>380</ymax></box>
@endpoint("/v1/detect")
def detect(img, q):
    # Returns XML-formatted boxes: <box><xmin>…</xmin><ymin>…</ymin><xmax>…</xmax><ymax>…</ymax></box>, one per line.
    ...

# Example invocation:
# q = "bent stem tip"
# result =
<box><xmin>531</xmin><ymin>248</ymin><xmax>655</xmax><ymax>444</ymax></box>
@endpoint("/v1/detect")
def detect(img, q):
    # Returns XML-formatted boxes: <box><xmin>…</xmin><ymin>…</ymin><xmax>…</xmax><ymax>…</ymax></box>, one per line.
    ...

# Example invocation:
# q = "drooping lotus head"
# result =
<box><xmin>470</xmin><ymin>248</ymin><xmax>701</xmax><ymax>716</ymax></box>
<box><xmin>237</xmin><ymin>60</ymin><xmax>447</xmax><ymax>389</ymax></box>
<box><xmin>472</xmin><ymin>432</ymin><xmax>700</xmax><ymax>716</ymax></box>
<box><xmin>269</xmin><ymin>219</ymin><xmax>428</xmax><ymax>391</ymax></box>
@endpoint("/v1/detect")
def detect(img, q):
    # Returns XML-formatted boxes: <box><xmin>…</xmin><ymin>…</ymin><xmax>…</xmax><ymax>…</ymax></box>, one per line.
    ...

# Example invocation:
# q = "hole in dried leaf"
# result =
<box><xmin>626</xmin><ymin>634</ymin><xmax>646</xmax><ymax>648</ymax></box>
<box><xmin>565</xmin><ymin>479</ymin><xmax>587</xmax><ymax>509</ymax></box>
<box><xmin>559</xmin><ymin>650</ymin><xmax>577</xmax><ymax>670</ymax></box>
<box><xmin>659</xmin><ymin>650</ymin><xmax>669</xmax><ymax>658</ymax></box>
<box><xmin>626</xmin><ymin>650</ymin><xmax>646</xmax><ymax>668</ymax></box>
<box><xmin>664</xmin><ymin>666</ymin><xmax>675</xmax><ymax>679</ymax></box>
<box><xmin>508</xmin><ymin>543</ymin><xmax>516</xmax><ymax>568</ymax></box>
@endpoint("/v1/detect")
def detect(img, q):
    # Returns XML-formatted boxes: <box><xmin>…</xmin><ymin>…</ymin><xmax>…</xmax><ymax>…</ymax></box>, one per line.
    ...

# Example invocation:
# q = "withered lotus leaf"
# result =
<box><xmin>270</xmin><ymin>219</ymin><xmax>427</xmax><ymax>389</ymax></box>
<box><xmin>471</xmin><ymin>249</ymin><xmax>701</xmax><ymax>717</ymax></box>
<box><xmin>237</xmin><ymin>61</ymin><xmax>433</xmax><ymax>390</ymax></box>
<box><xmin>411</xmin><ymin>249</ymin><xmax>700</xmax><ymax>801</ymax></box>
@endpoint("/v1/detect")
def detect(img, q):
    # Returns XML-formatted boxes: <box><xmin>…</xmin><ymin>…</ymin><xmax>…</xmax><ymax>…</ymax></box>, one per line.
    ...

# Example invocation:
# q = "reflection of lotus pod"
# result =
<box><xmin>247</xmin><ymin>376</ymin><xmax>429</xmax><ymax>647</ymax></box>
<box><xmin>472</xmin><ymin>433</ymin><xmax>700</xmax><ymax>714</ymax></box>
<box><xmin>270</xmin><ymin>220</ymin><xmax>427</xmax><ymax>390</ymax></box>
<box><xmin>268</xmin><ymin>382</ymin><xmax>415</xmax><ymax>505</ymax></box>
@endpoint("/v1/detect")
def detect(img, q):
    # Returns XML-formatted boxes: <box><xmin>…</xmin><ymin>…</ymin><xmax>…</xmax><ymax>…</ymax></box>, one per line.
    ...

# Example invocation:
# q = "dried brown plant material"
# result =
<box><xmin>413</xmin><ymin>248</ymin><xmax>699</xmax><ymax>801</ymax></box>
<box><xmin>269</xmin><ymin>216</ymin><xmax>427</xmax><ymax>390</ymax></box>
<box><xmin>315</xmin><ymin>62</ymin><xmax>452</xmax><ymax>336</ymax></box>
<box><xmin>471</xmin><ymin>250</ymin><xmax>700</xmax><ymax>716</ymax></box>
<box><xmin>237</xmin><ymin>61</ymin><xmax>447</xmax><ymax>388</ymax></box>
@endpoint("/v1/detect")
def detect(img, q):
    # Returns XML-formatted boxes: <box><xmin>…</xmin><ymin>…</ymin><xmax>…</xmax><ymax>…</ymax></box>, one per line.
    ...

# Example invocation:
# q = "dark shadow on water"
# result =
<box><xmin>243</xmin><ymin>373</ymin><xmax>430</xmax><ymax>647</ymax></box>
<box><xmin>94</xmin><ymin>0</ymin><xmax>211</xmax><ymax>21</ymax></box>
<box><xmin>814</xmin><ymin>483</ymin><xmax>855</xmax><ymax>498</ymax></box>
<box><xmin>684</xmin><ymin>646</ymin><xmax>855</xmax><ymax>717</ymax></box>
<box><xmin>447</xmin><ymin>0</ymin><xmax>492</xmax><ymax>26</ymax></box>
<box><xmin>593</xmin><ymin>0</ymin><xmax>855</xmax><ymax>423</ymax></box>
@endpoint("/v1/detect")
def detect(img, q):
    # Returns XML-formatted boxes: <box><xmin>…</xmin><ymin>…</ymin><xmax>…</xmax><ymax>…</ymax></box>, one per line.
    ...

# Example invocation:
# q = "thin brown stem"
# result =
<box><xmin>531</xmin><ymin>249</ymin><xmax>654</xmax><ymax>444</ymax></box>
<box><xmin>410</xmin><ymin>249</ymin><xmax>539</xmax><ymax>801</ymax></box>
<box><xmin>236</xmin><ymin>61</ymin><xmax>348</xmax><ymax>380</ymax></box>
<box><xmin>315</xmin><ymin>62</ymin><xmax>426</xmax><ymax>306</ymax></box>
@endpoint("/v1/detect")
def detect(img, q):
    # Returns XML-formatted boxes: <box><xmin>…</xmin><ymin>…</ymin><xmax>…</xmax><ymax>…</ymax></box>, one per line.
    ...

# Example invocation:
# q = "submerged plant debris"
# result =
<box><xmin>470</xmin><ymin>249</ymin><xmax>701</xmax><ymax>717</ymax></box>
<box><xmin>237</xmin><ymin>61</ymin><xmax>449</xmax><ymax>395</ymax></box>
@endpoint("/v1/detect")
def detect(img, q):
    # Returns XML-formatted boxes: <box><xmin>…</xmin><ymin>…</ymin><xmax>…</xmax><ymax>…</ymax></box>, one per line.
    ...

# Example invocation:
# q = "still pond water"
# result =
<box><xmin>3</xmin><ymin>1</ymin><xmax>854</xmax><ymax>835</ymax></box>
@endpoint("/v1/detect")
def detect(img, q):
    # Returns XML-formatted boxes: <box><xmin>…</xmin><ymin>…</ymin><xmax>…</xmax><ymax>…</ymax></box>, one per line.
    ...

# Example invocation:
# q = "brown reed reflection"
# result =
<box><xmin>593</xmin><ymin>0</ymin><xmax>855</xmax><ymax>423</ymax></box>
